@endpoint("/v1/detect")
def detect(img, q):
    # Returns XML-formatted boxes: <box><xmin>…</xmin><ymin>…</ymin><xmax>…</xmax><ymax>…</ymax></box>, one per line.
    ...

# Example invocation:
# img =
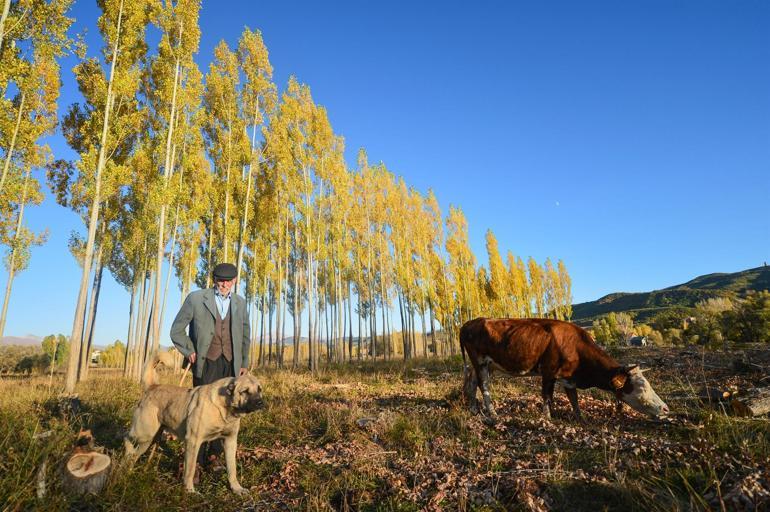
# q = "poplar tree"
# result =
<box><xmin>58</xmin><ymin>0</ymin><xmax>149</xmax><ymax>393</ymax></box>
<box><xmin>527</xmin><ymin>257</ymin><xmax>545</xmax><ymax>317</ymax></box>
<box><xmin>485</xmin><ymin>229</ymin><xmax>507</xmax><ymax>317</ymax></box>
<box><xmin>203</xmin><ymin>40</ymin><xmax>248</xmax><ymax>266</ymax></box>
<box><xmin>1</xmin><ymin>0</ymin><xmax>72</xmax><ymax>198</ymax></box>
<box><xmin>558</xmin><ymin>259</ymin><xmax>572</xmax><ymax>320</ymax></box>
<box><xmin>0</xmin><ymin>0</ymin><xmax>71</xmax><ymax>339</ymax></box>
<box><xmin>235</xmin><ymin>27</ymin><xmax>275</xmax><ymax>285</ymax></box>
<box><xmin>148</xmin><ymin>0</ymin><xmax>202</xmax><ymax>353</ymax></box>
<box><xmin>445</xmin><ymin>206</ymin><xmax>476</xmax><ymax>324</ymax></box>
<box><xmin>0</xmin><ymin>166</ymin><xmax>45</xmax><ymax>337</ymax></box>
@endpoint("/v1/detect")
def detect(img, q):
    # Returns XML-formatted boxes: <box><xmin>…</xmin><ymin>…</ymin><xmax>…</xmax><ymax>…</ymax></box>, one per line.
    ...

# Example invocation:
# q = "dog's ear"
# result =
<box><xmin>227</xmin><ymin>381</ymin><xmax>236</xmax><ymax>396</ymax></box>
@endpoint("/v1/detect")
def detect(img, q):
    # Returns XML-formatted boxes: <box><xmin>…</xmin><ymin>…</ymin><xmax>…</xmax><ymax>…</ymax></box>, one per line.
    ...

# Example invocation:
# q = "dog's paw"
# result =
<box><xmin>231</xmin><ymin>485</ymin><xmax>250</xmax><ymax>496</ymax></box>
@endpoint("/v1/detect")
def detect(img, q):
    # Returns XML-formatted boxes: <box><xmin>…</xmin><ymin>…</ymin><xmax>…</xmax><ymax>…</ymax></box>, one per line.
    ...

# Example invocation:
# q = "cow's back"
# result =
<box><xmin>460</xmin><ymin>318</ymin><xmax>558</xmax><ymax>373</ymax></box>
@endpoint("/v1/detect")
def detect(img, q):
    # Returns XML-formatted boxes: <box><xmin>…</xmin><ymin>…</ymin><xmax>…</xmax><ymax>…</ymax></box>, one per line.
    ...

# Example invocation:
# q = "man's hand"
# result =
<box><xmin>188</xmin><ymin>352</ymin><xmax>197</xmax><ymax>365</ymax></box>
<box><xmin>239</xmin><ymin>367</ymin><xmax>248</xmax><ymax>376</ymax></box>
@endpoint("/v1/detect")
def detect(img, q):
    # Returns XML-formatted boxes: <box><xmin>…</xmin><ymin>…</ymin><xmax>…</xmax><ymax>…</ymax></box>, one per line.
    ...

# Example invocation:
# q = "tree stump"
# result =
<box><xmin>62</xmin><ymin>452</ymin><xmax>111</xmax><ymax>495</ymax></box>
<box><xmin>731</xmin><ymin>388</ymin><xmax>770</xmax><ymax>417</ymax></box>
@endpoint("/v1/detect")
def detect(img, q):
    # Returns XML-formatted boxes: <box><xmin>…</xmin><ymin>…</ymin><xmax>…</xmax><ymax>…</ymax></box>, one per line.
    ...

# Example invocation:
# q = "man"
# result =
<box><xmin>170</xmin><ymin>262</ymin><xmax>251</xmax><ymax>467</ymax></box>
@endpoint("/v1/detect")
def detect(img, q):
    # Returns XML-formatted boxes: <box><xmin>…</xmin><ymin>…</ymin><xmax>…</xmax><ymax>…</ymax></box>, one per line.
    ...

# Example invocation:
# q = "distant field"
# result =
<box><xmin>1</xmin><ymin>349</ymin><xmax>768</xmax><ymax>511</ymax></box>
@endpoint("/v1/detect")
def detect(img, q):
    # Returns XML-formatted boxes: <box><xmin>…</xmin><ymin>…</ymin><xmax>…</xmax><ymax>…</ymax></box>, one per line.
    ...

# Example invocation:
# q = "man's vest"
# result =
<box><xmin>206</xmin><ymin>304</ymin><xmax>233</xmax><ymax>361</ymax></box>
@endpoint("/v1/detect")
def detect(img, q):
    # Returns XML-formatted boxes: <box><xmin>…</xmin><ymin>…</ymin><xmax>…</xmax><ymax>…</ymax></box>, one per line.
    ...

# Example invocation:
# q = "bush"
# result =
<box><xmin>724</xmin><ymin>291</ymin><xmax>770</xmax><ymax>343</ymax></box>
<box><xmin>14</xmin><ymin>354</ymin><xmax>50</xmax><ymax>374</ymax></box>
<box><xmin>0</xmin><ymin>346</ymin><xmax>43</xmax><ymax>373</ymax></box>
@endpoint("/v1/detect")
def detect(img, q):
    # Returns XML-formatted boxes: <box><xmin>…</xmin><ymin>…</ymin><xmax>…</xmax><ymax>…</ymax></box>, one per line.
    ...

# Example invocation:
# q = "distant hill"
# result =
<box><xmin>572</xmin><ymin>265</ymin><xmax>770</xmax><ymax>326</ymax></box>
<box><xmin>0</xmin><ymin>334</ymin><xmax>42</xmax><ymax>346</ymax></box>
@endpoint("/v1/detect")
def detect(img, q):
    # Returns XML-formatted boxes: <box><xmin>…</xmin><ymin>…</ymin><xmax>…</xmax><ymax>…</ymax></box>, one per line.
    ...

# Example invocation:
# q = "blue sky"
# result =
<box><xmin>4</xmin><ymin>0</ymin><xmax>769</xmax><ymax>345</ymax></box>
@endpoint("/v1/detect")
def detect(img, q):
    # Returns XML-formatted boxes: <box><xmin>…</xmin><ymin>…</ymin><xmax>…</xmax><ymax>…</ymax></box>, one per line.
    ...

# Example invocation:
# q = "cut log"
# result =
<box><xmin>731</xmin><ymin>388</ymin><xmax>770</xmax><ymax>417</ymax></box>
<box><xmin>62</xmin><ymin>452</ymin><xmax>111</xmax><ymax>495</ymax></box>
<box><xmin>699</xmin><ymin>386</ymin><xmax>733</xmax><ymax>404</ymax></box>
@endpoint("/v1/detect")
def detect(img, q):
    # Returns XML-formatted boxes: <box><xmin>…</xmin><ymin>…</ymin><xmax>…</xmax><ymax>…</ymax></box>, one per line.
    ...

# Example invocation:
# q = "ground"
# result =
<box><xmin>0</xmin><ymin>346</ymin><xmax>768</xmax><ymax>511</ymax></box>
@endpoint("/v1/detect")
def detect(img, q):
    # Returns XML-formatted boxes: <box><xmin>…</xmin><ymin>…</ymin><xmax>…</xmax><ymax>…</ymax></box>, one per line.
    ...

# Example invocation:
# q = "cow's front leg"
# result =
<box><xmin>463</xmin><ymin>365</ymin><xmax>479</xmax><ymax>414</ymax></box>
<box><xmin>541</xmin><ymin>378</ymin><xmax>555</xmax><ymax>420</ymax></box>
<box><xmin>479</xmin><ymin>361</ymin><xmax>497</xmax><ymax>424</ymax></box>
<box><xmin>564</xmin><ymin>385</ymin><xmax>582</xmax><ymax>421</ymax></box>
<box><xmin>223</xmin><ymin>431</ymin><xmax>248</xmax><ymax>496</ymax></box>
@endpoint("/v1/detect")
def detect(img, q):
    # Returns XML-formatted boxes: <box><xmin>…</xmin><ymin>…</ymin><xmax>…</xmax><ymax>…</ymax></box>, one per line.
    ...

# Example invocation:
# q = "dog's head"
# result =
<box><xmin>225</xmin><ymin>374</ymin><xmax>264</xmax><ymax>415</ymax></box>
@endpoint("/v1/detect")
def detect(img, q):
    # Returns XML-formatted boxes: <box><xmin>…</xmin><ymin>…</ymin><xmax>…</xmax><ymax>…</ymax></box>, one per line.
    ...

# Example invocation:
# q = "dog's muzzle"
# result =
<box><xmin>237</xmin><ymin>396</ymin><xmax>264</xmax><ymax>413</ymax></box>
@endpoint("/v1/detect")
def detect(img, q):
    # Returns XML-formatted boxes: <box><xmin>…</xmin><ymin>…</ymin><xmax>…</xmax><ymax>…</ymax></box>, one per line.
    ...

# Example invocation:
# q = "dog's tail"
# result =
<box><xmin>141</xmin><ymin>352</ymin><xmax>160</xmax><ymax>390</ymax></box>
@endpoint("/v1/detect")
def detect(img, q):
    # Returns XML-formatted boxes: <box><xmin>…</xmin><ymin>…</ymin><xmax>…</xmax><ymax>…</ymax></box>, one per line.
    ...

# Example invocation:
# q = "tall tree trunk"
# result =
<box><xmin>279</xmin><ymin>260</ymin><xmax>287</xmax><ymax>369</ymax></box>
<box><xmin>387</xmin><ymin>304</ymin><xmax>393</xmax><ymax>360</ymax></box>
<box><xmin>150</xmin><ymin>45</ymin><xmax>182</xmax><ymax>354</ymax></box>
<box><xmin>135</xmin><ymin>271</ymin><xmax>153</xmax><ymax>380</ymax></box>
<box><xmin>236</xmin><ymin>110</ymin><xmax>261</xmax><ymax>282</ymax></box>
<box><xmin>123</xmin><ymin>278</ymin><xmax>138</xmax><ymax>375</ymax></box>
<box><xmin>206</xmin><ymin>210</ymin><xmax>214</xmax><ymax>288</ymax></box>
<box><xmin>249</xmin><ymin>300</ymin><xmax>258</xmax><ymax>369</ymax></box>
<box><xmin>369</xmin><ymin>296</ymin><xmax>377</xmax><ymax>360</ymax></box>
<box><xmin>0</xmin><ymin>248</ymin><xmax>15</xmax><ymax>341</ymax></box>
<box><xmin>292</xmin><ymin>265</ymin><xmax>300</xmax><ymax>369</ymax></box>
<box><xmin>0</xmin><ymin>91</ymin><xmax>25</xmax><ymax>195</ymax></box>
<box><xmin>0</xmin><ymin>0</ymin><xmax>11</xmax><ymax>54</ymax></box>
<box><xmin>0</xmin><ymin>166</ymin><xmax>31</xmax><ymax>337</ymax></box>
<box><xmin>429</xmin><ymin>300</ymin><xmax>437</xmax><ymax>357</ymax></box>
<box><xmin>258</xmin><ymin>288</ymin><xmax>266</xmax><ymax>366</ymax></box>
<box><xmin>65</xmin><ymin>0</ymin><xmax>125</xmax><ymax>393</ymax></box>
<box><xmin>348</xmin><ymin>281</ymin><xmax>354</xmax><ymax>360</ymax></box>
<box><xmin>158</xmin><ymin>153</ymin><xmax>183</xmax><ymax>344</ymax></box>
<box><xmin>357</xmin><ymin>297</ymin><xmax>362</xmax><ymax>360</ymax></box>
<box><xmin>223</xmin><ymin>112</ymin><xmax>233</xmax><ymax>262</ymax></box>
<box><xmin>398</xmin><ymin>292</ymin><xmax>407</xmax><ymax>360</ymax></box>
<box><xmin>130</xmin><ymin>268</ymin><xmax>148</xmax><ymax>380</ymax></box>
<box><xmin>421</xmin><ymin>301</ymin><xmax>427</xmax><ymax>358</ymax></box>
<box><xmin>267</xmin><ymin>284</ymin><xmax>273</xmax><ymax>366</ymax></box>
<box><xmin>79</xmin><ymin>245</ymin><xmax>105</xmax><ymax>382</ymax></box>
<box><xmin>323</xmin><ymin>283</ymin><xmax>330</xmax><ymax>363</ymax></box>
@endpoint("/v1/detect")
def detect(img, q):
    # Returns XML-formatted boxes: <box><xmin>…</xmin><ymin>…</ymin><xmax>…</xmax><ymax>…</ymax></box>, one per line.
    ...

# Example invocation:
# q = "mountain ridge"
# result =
<box><xmin>572</xmin><ymin>265</ymin><xmax>770</xmax><ymax>326</ymax></box>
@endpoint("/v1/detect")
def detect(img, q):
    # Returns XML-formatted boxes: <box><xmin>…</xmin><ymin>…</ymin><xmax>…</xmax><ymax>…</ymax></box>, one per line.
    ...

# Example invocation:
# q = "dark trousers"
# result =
<box><xmin>193</xmin><ymin>356</ymin><xmax>234</xmax><ymax>465</ymax></box>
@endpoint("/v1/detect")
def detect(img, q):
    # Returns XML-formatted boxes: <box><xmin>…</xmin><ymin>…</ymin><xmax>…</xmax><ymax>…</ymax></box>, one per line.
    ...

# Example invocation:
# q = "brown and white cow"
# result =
<box><xmin>459</xmin><ymin>317</ymin><xmax>669</xmax><ymax>422</ymax></box>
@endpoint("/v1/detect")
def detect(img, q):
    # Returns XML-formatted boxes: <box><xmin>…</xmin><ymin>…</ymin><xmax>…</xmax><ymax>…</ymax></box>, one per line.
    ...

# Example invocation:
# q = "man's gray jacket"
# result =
<box><xmin>170</xmin><ymin>288</ymin><xmax>250</xmax><ymax>378</ymax></box>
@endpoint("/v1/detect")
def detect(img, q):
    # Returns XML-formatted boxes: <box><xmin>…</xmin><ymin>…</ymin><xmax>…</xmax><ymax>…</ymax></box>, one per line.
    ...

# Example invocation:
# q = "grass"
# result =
<box><xmin>0</xmin><ymin>348</ymin><xmax>768</xmax><ymax>511</ymax></box>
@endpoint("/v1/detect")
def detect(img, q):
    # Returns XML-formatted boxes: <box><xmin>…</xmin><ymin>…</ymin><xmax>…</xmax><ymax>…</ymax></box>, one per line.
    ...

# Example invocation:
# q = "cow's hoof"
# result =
<box><xmin>469</xmin><ymin>405</ymin><xmax>479</xmax><ymax>415</ymax></box>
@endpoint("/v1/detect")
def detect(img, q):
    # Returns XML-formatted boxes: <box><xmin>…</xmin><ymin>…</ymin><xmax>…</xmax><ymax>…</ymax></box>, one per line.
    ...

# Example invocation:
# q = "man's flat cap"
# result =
<box><xmin>212</xmin><ymin>263</ymin><xmax>237</xmax><ymax>280</ymax></box>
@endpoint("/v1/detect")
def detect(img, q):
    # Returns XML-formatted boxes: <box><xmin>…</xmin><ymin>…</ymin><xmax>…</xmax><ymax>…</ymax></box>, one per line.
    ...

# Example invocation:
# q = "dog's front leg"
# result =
<box><xmin>223</xmin><ymin>432</ymin><xmax>247</xmax><ymax>495</ymax></box>
<box><xmin>183</xmin><ymin>438</ymin><xmax>202</xmax><ymax>493</ymax></box>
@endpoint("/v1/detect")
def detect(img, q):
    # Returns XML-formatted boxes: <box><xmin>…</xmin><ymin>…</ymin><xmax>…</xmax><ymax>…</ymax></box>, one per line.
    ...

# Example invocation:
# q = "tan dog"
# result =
<box><xmin>124</xmin><ymin>354</ymin><xmax>264</xmax><ymax>494</ymax></box>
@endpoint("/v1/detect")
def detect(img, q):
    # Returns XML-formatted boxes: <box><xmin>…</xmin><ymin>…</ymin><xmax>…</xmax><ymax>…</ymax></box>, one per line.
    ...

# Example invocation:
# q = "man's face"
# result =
<box><xmin>215</xmin><ymin>277</ymin><xmax>235</xmax><ymax>296</ymax></box>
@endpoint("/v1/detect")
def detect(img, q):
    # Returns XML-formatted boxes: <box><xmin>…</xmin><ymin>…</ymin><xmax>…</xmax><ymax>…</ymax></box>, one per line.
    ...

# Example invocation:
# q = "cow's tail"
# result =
<box><xmin>140</xmin><ymin>352</ymin><xmax>160</xmax><ymax>390</ymax></box>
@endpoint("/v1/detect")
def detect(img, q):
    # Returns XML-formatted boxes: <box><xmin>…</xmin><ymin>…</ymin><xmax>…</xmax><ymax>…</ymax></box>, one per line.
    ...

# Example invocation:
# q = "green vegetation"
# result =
<box><xmin>590</xmin><ymin>291</ymin><xmax>770</xmax><ymax>347</ymax></box>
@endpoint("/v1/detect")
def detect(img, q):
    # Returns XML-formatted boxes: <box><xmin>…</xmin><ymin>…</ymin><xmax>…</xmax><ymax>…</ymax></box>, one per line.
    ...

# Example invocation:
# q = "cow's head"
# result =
<box><xmin>611</xmin><ymin>365</ymin><xmax>669</xmax><ymax>419</ymax></box>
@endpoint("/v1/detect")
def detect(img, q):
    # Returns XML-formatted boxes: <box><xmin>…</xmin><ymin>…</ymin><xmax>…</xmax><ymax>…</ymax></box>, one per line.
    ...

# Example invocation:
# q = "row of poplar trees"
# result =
<box><xmin>0</xmin><ymin>0</ymin><xmax>572</xmax><ymax>393</ymax></box>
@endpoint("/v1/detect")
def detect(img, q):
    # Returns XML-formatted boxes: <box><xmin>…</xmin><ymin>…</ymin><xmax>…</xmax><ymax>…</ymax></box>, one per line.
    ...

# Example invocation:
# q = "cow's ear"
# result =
<box><xmin>611</xmin><ymin>372</ymin><xmax>628</xmax><ymax>390</ymax></box>
<box><xmin>626</xmin><ymin>364</ymin><xmax>639</xmax><ymax>372</ymax></box>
